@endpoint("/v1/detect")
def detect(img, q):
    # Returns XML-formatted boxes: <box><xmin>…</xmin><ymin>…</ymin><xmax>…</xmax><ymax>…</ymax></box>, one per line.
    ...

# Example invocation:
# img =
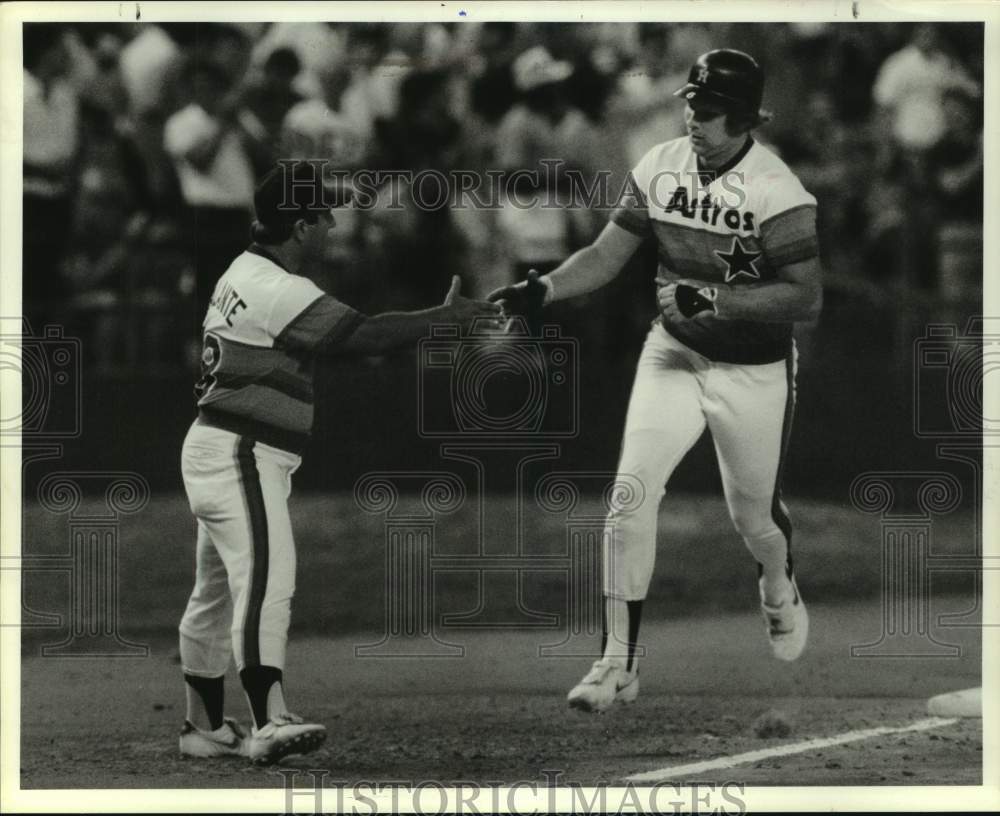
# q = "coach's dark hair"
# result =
<box><xmin>250</xmin><ymin>211</ymin><xmax>320</xmax><ymax>246</ymax></box>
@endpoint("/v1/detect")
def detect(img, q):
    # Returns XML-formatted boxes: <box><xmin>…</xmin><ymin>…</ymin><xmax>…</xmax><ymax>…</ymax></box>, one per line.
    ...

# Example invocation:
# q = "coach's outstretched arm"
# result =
<box><xmin>488</xmin><ymin>222</ymin><xmax>644</xmax><ymax>309</ymax></box>
<box><xmin>337</xmin><ymin>276</ymin><xmax>501</xmax><ymax>355</ymax></box>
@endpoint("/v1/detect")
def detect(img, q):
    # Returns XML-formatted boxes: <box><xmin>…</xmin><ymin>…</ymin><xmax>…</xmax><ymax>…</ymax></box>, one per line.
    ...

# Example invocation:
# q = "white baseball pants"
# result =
<box><xmin>604</xmin><ymin>322</ymin><xmax>797</xmax><ymax>600</ymax></box>
<box><xmin>178</xmin><ymin>421</ymin><xmax>301</xmax><ymax>676</ymax></box>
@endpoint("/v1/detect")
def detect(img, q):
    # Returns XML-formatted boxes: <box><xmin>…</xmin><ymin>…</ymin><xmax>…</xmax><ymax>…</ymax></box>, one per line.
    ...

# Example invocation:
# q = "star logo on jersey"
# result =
<box><xmin>714</xmin><ymin>236</ymin><xmax>762</xmax><ymax>282</ymax></box>
<box><xmin>697</xmin><ymin>66</ymin><xmax>709</xmax><ymax>83</ymax></box>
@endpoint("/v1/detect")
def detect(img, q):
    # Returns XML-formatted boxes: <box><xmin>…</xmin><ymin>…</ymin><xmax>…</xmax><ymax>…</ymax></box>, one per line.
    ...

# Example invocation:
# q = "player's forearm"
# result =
<box><xmin>546</xmin><ymin>244</ymin><xmax>622</xmax><ymax>302</ymax></box>
<box><xmin>337</xmin><ymin>308</ymin><xmax>451</xmax><ymax>355</ymax></box>
<box><xmin>716</xmin><ymin>280</ymin><xmax>822</xmax><ymax>323</ymax></box>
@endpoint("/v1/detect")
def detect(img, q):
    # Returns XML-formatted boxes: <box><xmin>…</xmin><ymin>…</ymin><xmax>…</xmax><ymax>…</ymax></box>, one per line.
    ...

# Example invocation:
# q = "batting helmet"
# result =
<box><xmin>673</xmin><ymin>49</ymin><xmax>764</xmax><ymax>112</ymax></box>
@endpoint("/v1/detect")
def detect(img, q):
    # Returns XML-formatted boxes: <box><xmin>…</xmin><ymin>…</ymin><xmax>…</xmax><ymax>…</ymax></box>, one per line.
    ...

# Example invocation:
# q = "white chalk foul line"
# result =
<box><xmin>626</xmin><ymin>716</ymin><xmax>959</xmax><ymax>782</ymax></box>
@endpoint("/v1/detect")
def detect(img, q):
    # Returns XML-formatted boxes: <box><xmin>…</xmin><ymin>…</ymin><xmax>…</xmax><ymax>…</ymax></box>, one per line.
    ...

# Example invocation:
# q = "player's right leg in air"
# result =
<box><xmin>707</xmin><ymin>350</ymin><xmax>808</xmax><ymax>662</ymax></box>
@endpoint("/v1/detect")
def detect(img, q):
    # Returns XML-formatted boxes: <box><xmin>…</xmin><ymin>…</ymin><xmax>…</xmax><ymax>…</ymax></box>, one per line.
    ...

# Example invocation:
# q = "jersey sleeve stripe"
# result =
<box><xmin>759</xmin><ymin>204</ymin><xmax>820</xmax><ymax>268</ymax></box>
<box><xmin>758</xmin><ymin>202</ymin><xmax>817</xmax><ymax>232</ymax></box>
<box><xmin>274</xmin><ymin>294</ymin><xmax>327</xmax><ymax>347</ymax></box>
<box><xmin>316</xmin><ymin>309</ymin><xmax>366</xmax><ymax>351</ymax></box>
<box><xmin>764</xmin><ymin>236</ymin><xmax>820</xmax><ymax>268</ymax></box>
<box><xmin>277</xmin><ymin>295</ymin><xmax>365</xmax><ymax>353</ymax></box>
<box><xmin>213</xmin><ymin>370</ymin><xmax>314</xmax><ymax>402</ymax></box>
<box><xmin>610</xmin><ymin>206</ymin><xmax>651</xmax><ymax>237</ymax></box>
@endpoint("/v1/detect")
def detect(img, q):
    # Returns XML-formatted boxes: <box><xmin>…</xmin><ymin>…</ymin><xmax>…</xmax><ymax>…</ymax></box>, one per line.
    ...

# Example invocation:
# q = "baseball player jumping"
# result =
<box><xmin>177</xmin><ymin>162</ymin><xmax>501</xmax><ymax>762</ymax></box>
<box><xmin>489</xmin><ymin>50</ymin><xmax>822</xmax><ymax>713</ymax></box>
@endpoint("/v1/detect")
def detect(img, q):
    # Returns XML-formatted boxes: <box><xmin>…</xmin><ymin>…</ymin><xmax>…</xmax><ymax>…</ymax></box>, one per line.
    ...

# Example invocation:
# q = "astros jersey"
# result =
<box><xmin>194</xmin><ymin>245</ymin><xmax>364</xmax><ymax>453</ymax></box>
<box><xmin>612</xmin><ymin>136</ymin><xmax>818</xmax><ymax>363</ymax></box>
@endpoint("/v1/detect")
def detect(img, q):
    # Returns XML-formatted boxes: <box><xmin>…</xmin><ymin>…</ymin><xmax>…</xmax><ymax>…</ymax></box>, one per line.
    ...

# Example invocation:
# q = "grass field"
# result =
<box><xmin>20</xmin><ymin>492</ymin><xmax>979</xmax><ymax>636</ymax></box>
<box><xmin>16</xmin><ymin>493</ymin><xmax>983</xmax><ymax>790</ymax></box>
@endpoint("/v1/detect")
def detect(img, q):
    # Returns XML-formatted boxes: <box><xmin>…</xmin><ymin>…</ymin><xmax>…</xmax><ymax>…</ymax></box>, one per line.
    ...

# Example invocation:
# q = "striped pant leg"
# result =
<box><xmin>227</xmin><ymin>438</ymin><xmax>299</xmax><ymax>672</ymax></box>
<box><xmin>181</xmin><ymin>425</ymin><xmax>299</xmax><ymax>674</ymax></box>
<box><xmin>178</xmin><ymin>519</ymin><xmax>234</xmax><ymax>677</ymax></box>
<box><xmin>705</xmin><ymin>347</ymin><xmax>797</xmax><ymax>575</ymax></box>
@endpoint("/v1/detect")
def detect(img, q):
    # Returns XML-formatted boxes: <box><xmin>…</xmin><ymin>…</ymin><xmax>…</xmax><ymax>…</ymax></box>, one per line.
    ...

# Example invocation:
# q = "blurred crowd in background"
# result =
<box><xmin>22</xmin><ymin>20</ymin><xmax>984</xmax><ymax>375</ymax></box>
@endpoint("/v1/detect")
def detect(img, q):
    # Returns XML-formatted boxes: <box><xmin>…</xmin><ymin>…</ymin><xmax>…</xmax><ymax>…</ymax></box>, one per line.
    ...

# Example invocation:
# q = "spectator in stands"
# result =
<box><xmin>365</xmin><ymin>70</ymin><xmax>467</xmax><ymax>311</ymax></box>
<box><xmin>164</xmin><ymin>58</ymin><xmax>255</xmax><ymax>331</ymax></box>
<box><xmin>240</xmin><ymin>47</ymin><xmax>304</xmax><ymax>175</ymax></box>
<box><xmin>468</xmin><ymin>22</ymin><xmax>519</xmax><ymax>126</ymax></box>
<box><xmin>606</xmin><ymin>24</ymin><xmax>688</xmax><ymax>169</ymax></box>
<box><xmin>873</xmin><ymin>23</ymin><xmax>979</xmax><ymax>154</ymax></box>
<box><xmin>339</xmin><ymin>23</ymin><xmax>407</xmax><ymax>141</ymax></box>
<box><xmin>281</xmin><ymin>50</ymin><xmax>368</xmax><ymax>168</ymax></box>
<box><xmin>23</xmin><ymin>25</ymin><xmax>79</xmax><ymax>328</ymax></box>
<box><xmin>495</xmin><ymin>46</ymin><xmax>599</xmax><ymax>281</ymax></box>
<box><xmin>118</xmin><ymin>24</ymin><xmax>184</xmax><ymax>205</ymax></box>
<box><xmin>927</xmin><ymin>86</ymin><xmax>983</xmax><ymax>303</ymax></box>
<box><xmin>250</xmin><ymin>22</ymin><xmax>346</xmax><ymax>100</ymax></box>
<box><xmin>772</xmin><ymin>90</ymin><xmax>873</xmax><ymax>273</ymax></box>
<box><xmin>119</xmin><ymin>23</ymin><xmax>182</xmax><ymax>119</ymax></box>
<box><xmin>870</xmin><ymin>25</ymin><xmax>981</xmax><ymax>293</ymax></box>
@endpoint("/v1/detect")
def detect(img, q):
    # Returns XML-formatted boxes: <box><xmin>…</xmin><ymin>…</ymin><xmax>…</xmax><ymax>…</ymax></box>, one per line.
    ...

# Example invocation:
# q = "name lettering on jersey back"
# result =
<box><xmin>663</xmin><ymin>186</ymin><xmax>756</xmax><ymax>233</ymax></box>
<box><xmin>211</xmin><ymin>281</ymin><xmax>248</xmax><ymax>327</ymax></box>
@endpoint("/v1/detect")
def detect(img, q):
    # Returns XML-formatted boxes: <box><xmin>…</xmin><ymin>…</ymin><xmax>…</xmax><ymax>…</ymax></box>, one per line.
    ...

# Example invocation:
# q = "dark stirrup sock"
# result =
<box><xmin>184</xmin><ymin>673</ymin><xmax>225</xmax><ymax>731</ymax></box>
<box><xmin>600</xmin><ymin>596</ymin><xmax>644</xmax><ymax>672</ymax></box>
<box><xmin>626</xmin><ymin>600</ymin><xmax>644</xmax><ymax>672</ymax></box>
<box><xmin>239</xmin><ymin>665</ymin><xmax>283</xmax><ymax>730</ymax></box>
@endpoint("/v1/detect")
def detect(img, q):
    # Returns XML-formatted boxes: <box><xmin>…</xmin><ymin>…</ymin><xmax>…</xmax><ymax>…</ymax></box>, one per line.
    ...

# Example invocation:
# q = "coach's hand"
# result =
<box><xmin>441</xmin><ymin>275</ymin><xmax>504</xmax><ymax>327</ymax></box>
<box><xmin>657</xmin><ymin>276</ymin><xmax>721</xmax><ymax>321</ymax></box>
<box><xmin>487</xmin><ymin>269</ymin><xmax>551</xmax><ymax>335</ymax></box>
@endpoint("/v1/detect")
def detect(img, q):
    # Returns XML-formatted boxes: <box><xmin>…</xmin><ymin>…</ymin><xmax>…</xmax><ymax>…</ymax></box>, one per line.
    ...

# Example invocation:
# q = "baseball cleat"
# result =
<box><xmin>760</xmin><ymin>575</ymin><xmax>808</xmax><ymax>661</ymax></box>
<box><xmin>567</xmin><ymin>658</ymin><xmax>639</xmax><ymax>713</ymax></box>
<box><xmin>243</xmin><ymin>712</ymin><xmax>327</xmax><ymax>765</ymax></box>
<box><xmin>179</xmin><ymin>717</ymin><xmax>247</xmax><ymax>758</ymax></box>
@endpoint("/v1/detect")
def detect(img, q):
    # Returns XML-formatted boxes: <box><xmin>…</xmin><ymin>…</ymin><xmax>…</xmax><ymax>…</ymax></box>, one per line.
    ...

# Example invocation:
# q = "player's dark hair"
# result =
<box><xmin>724</xmin><ymin>106</ymin><xmax>772</xmax><ymax>136</ymax></box>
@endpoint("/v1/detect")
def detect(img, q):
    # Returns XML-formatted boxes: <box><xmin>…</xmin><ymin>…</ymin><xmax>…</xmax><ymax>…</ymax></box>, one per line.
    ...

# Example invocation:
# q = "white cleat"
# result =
<box><xmin>567</xmin><ymin>658</ymin><xmax>639</xmax><ymax>713</ymax></box>
<box><xmin>179</xmin><ymin>717</ymin><xmax>247</xmax><ymax>758</ymax></box>
<box><xmin>243</xmin><ymin>712</ymin><xmax>327</xmax><ymax>765</ymax></box>
<box><xmin>760</xmin><ymin>575</ymin><xmax>808</xmax><ymax>661</ymax></box>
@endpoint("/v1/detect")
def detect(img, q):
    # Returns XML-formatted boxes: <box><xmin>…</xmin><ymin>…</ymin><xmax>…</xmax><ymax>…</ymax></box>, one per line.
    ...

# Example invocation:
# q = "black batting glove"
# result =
<box><xmin>486</xmin><ymin>269</ymin><xmax>551</xmax><ymax>335</ymax></box>
<box><xmin>657</xmin><ymin>276</ymin><xmax>721</xmax><ymax>321</ymax></box>
<box><xmin>674</xmin><ymin>282</ymin><xmax>719</xmax><ymax>317</ymax></box>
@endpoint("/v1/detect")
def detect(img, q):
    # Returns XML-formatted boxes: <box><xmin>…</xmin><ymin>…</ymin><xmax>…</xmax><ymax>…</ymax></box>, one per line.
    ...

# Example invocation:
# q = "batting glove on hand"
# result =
<box><xmin>657</xmin><ymin>277</ymin><xmax>720</xmax><ymax>321</ymax></box>
<box><xmin>486</xmin><ymin>269</ymin><xmax>553</xmax><ymax>335</ymax></box>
